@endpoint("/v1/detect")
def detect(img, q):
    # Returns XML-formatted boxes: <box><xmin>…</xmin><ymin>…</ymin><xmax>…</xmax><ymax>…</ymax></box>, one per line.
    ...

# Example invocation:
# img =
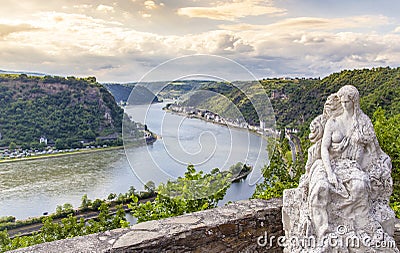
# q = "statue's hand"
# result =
<box><xmin>327</xmin><ymin>171</ymin><xmax>338</xmax><ymax>188</ymax></box>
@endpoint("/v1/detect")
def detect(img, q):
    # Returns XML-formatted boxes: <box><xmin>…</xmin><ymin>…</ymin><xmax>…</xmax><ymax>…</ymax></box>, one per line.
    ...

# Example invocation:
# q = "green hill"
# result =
<box><xmin>103</xmin><ymin>83</ymin><xmax>161</xmax><ymax>105</ymax></box>
<box><xmin>172</xmin><ymin>67</ymin><xmax>400</xmax><ymax>132</ymax></box>
<box><xmin>0</xmin><ymin>74</ymin><xmax>124</xmax><ymax>149</ymax></box>
<box><xmin>260</xmin><ymin>67</ymin><xmax>400</xmax><ymax>130</ymax></box>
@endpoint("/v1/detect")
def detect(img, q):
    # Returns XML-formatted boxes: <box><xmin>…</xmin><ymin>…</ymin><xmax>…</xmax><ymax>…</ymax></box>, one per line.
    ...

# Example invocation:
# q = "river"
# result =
<box><xmin>0</xmin><ymin>102</ymin><xmax>268</xmax><ymax>220</ymax></box>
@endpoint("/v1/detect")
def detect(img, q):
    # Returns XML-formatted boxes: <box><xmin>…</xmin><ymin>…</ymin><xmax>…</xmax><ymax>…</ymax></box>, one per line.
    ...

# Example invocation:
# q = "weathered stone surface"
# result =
<box><xmin>8</xmin><ymin>198</ymin><xmax>400</xmax><ymax>253</ymax></box>
<box><xmin>112</xmin><ymin>231</ymin><xmax>161</xmax><ymax>249</ymax></box>
<box><xmin>164</xmin><ymin>216</ymin><xmax>201</xmax><ymax>224</ymax></box>
<box><xmin>8</xmin><ymin>228</ymin><xmax>130</xmax><ymax>253</ymax></box>
<box><xmin>283</xmin><ymin>85</ymin><xmax>399</xmax><ymax>252</ymax></box>
<box><xmin>9</xmin><ymin>198</ymin><xmax>283</xmax><ymax>253</ymax></box>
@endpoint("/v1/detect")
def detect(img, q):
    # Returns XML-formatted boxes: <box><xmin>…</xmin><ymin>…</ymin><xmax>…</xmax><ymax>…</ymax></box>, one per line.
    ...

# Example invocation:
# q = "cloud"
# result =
<box><xmin>3</xmin><ymin>10</ymin><xmax>399</xmax><ymax>82</ymax></box>
<box><xmin>73</xmin><ymin>4</ymin><xmax>93</xmax><ymax>10</ymax></box>
<box><xmin>249</xmin><ymin>31</ymin><xmax>400</xmax><ymax>78</ymax></box>
<box><xmin>2</xmin><ymin>12</ymin><xmax>127</xmax><ymax>56</ymax></box>
<box><xmin>212</xmin><ymin>15</ymin><xmax>399</xmax><ymax>78</ymax></box>
<box><xmin>140</xmin><ymin>1</ymin><xmax>165</xmax><ymax>19</ymax></box>
<box><xmin>177</xmin><ymin>0</ymin><xmax>286</xmax><ymax>21</ymax></box>
<box><xmin>144</xmin><ymin>1</ymin><xmax>157</xmax><ymax>10</ymax></box>
<box><xmin>96</xmin><ymin>4</ymin><xmax>115</xmax><ymax>13</ymax></box>
<box><xmin>219</xmin><ymin>15</ymin><xmax>391</xmax><ymax>33</ymax></box>
<box><xmin>0</xmin><ymin>23</ymin><xmax>38</xmax><ymax>38</ymax></box>
<box><xmin>0</xmin><ymin>2</ymin><xmax>398</xmax><ymax>82</ymax></box>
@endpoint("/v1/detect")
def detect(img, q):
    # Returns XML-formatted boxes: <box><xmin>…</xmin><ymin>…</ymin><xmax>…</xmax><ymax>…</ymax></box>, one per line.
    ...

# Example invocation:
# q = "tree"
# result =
<box><xmin>38</xmin><ymin>142</ymin><xmax>46</xmax><ymax>151</ymax></box>
<box><xmin>144</xmin><ymin>181</ymin><xmax>155</xmax><ymax>194</ymax></box>
<box><xmin>30</xmin><ymin>141</ymin><xmax>39</xmax><ymax>150</ymax></box>
<box><xmin>92</xmin><ymin>199</ymin><xmax>103</xmax><ymax>211</ymax></box>
<box><xmin>55</xmin><ymin>205</ymin><xmax>63</xmax><ymax>216</ymax></box>
<box><xmin>107</xmin><ymin>193</ymin><xmax>117</xmax><ymax>201</ymax></box>
<box><xmin>252</xmin><ymin>138</ymin><xmax>304</xmax><ymax>200</ymax></box>
<box><xmin>126</xmin><ymin>186</ymin><xmax>136</xmax><ymax>199</ymax></box>
<box><xmin>0</xmin><ymin>230</ymin><xmax>11</xmax><ymax>251</ymax></box>
<box><xmin>62</xmin><ymin>203</ymin><xmax>74</xmax><ymax>214</ymax></box>
<box><xmin>82</xmin><ymin>129</ymin><xmax>96</xmax><ymax>140</ymax></box>
<box><xmin>21</xmin><ymin>143</ymin><xmax>30</xmax><ymax>150</ymax></box>
<box><xmin>80</xmin><ymin>194</ymin><xmax>91</xmax><ymax>211</ymax></box>
<box><xmin>373</xmin><ymin>108</ymin><xmax>400</xmax><ymax>217</ymax></box>
<box><xmin>9</xmin><ymin>142</ymin><xmax>16</xmax><ymax>151</ymax></box>
<box><xmin>85</xmin><ymin>76</ymin><xmax>97</xmax><ymax>84</ymax></box>
<box><xmin>55</xmin><ymin>139</ymin><xmax>66</xmax><ymax>150</ymax></box>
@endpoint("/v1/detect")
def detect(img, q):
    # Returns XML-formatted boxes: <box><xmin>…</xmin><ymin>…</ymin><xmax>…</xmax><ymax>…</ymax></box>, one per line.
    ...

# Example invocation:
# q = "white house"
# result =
<box><xmin>260</xmin><ymin>121</ymin><xmax>266</xmax><ymax>131</ymax></box>
<box><xmin>39</xmin><ymin>137</ymin><xmax>48</xmax><ymax>145</ymax></box>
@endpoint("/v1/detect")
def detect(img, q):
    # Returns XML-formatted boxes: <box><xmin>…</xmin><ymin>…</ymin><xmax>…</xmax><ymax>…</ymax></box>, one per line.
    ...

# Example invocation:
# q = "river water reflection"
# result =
<box><xmin>0</xmin><ymin>102</ymin><xmax>268</xmax><ymax>219</ymax></box>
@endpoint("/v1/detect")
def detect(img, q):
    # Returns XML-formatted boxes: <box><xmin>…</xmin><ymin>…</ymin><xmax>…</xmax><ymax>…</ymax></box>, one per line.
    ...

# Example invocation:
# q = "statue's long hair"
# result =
<box><xmin>336</xmin><ymin>85</ymin><xmax>362</xmax><ymax>132</ymax></box>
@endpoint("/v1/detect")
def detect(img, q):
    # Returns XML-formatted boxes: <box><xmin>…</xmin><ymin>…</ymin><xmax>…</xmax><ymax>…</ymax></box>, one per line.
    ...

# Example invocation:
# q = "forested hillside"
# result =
<box><xmin>103</xmin><ymin>83</ymin><xmax>161</xmax><ymax>104</ymax></box>
<box><xmin>174</xmin><ymin>67</ymin><xmax>399</xmax><ymax>132</ymax></box>
<box><xmin>0</xmin><ymin>74</ymin><xmax>123</xmax><ymax>148</ymax></box>
<box><xmin>261</xmin><ymin>67</ymin><xmax>400</xmax><ymax>130</ymax></box>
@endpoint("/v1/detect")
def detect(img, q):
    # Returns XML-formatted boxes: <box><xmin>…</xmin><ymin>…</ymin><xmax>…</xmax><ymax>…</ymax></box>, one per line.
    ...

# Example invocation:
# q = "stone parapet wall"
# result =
<box><xmin>10</xmin><ymin>199</ymin><xmax>283</xmax><ymax>253</ymax></box>
<box><xmin>9</xmin><ymin>198</ymin><xmax>400</xmax><ymax>253</ymax></box>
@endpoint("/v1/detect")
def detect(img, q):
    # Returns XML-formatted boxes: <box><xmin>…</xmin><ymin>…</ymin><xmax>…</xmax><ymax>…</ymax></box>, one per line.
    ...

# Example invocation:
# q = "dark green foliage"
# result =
<box><xmin>252</xmin><ymin>138</ymin><xmax>305</xmax><ymax>200</ymax></box>
<box><xmin>373</xmin><ymin>109</ymin><xmax>400</xmax><ymax>217</ymax></box>
<box><xmin>229</xmin><ymin>162</ymin><xmax>251</xmax><ymax>176</ymax></box>
<box><xmin>0</xmin><ymin>217</ymin><xmax>42</xmax><ymax>232</ymax></box>
<box><xmin>129</xmin><ymin>165</ymin><xmax>232</xmax><ymax>223</ymax></box>
<box><xmin>0</xmin><ymin>204</ymin><xmax>129</xmax><ymax>252</ymax></box>
<box><xmin>0</xmin><ymin>74</ymin><xmax>123</xmax><ymax>148</ymax></box>
<box><xmin>0</xmin><ymin>217</ymin><xmax>15</xmax><ymax>224</ymax></box>
<box><xmin>79</xmin><ymin>194</ymin><xmax>91</xmax><ymax>211</ymax></box>
<box><xmin>262</xmin><ymin>67</ymin><xmax>400</xmax><ymax>130</ymax></box>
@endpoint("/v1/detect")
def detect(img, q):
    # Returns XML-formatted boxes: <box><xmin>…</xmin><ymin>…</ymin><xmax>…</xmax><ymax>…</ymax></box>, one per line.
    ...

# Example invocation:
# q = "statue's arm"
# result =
<box><xmin>321</xmin><ymin>119</ymin><xmax>338</xmax><ymax>187</ymax></box>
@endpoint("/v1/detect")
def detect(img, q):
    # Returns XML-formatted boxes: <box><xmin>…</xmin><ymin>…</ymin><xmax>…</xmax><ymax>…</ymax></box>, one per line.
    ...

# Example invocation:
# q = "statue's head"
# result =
<box><xmin>337</xmin><ymin>85</ymin><xmax>360</xmax><ymax>115</ymax></box>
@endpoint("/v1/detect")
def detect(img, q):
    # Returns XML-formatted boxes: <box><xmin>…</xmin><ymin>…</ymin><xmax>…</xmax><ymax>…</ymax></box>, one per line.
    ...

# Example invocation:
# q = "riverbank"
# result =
<box><xmin>163</xmin><ymin>107</ymin><xmax>272</xmax><ymax>141</ymax></box>
<box><xmin>6</xmin><ymin>196</ymin><xmax>156</xmax><ymax>238</ymax></box>
<box><xmin>5</xmin><ymin>168</ymin><xmax>251</xmax><ymax>238</ymax></box>
<box><xmin>0</xmin><ymin>146</ymin><xmax>124</xmax><ymax>164</ymax></box>
<box><xmin>1</xmin><ymin>101</ymin><xmax>267</xmax><ymax>225</ymax></box>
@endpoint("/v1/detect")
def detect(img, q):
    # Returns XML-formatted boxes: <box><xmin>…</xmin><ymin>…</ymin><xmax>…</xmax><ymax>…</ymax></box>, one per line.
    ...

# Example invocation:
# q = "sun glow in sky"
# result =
<box><xmin>0</xmin><ymin>0</ymin><xmax>400</xmax><ymax>82</ymax></box>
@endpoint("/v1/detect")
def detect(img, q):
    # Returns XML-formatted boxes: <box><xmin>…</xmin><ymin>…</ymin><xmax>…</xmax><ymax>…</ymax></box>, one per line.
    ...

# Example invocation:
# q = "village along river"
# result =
<box><xmin>0</xmin><ymin>102</ymin><xmax>268</xmax><ymax>220</ymax></box>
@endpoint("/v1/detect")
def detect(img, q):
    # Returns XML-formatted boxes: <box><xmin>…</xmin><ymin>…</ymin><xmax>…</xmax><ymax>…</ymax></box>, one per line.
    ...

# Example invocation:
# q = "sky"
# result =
<box><xmin>0</xmin><ymin>0</ymin><xmax>400</xmax><ymax>82</ymax></box>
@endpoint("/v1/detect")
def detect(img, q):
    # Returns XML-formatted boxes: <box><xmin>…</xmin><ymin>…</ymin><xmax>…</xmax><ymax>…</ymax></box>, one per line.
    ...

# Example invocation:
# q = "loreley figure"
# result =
<box><xmin>282</xmin><ymin>85</ymin><xmax>399</xmax><ymax>252</ymax></box>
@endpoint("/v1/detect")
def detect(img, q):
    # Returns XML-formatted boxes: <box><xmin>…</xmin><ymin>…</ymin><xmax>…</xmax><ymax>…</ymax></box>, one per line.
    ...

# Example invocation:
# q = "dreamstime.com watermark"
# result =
<box><xmin>257</xmin><ymin>225</ymin><xmax>397</xmax><ymax>249</ymax></box>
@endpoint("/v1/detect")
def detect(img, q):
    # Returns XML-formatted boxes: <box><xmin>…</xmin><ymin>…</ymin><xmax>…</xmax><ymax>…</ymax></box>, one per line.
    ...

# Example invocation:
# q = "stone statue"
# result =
<box><xmin>282</xmin><ymin>85</ymin><xmax>399</xmax><ymax>252</ymax></box>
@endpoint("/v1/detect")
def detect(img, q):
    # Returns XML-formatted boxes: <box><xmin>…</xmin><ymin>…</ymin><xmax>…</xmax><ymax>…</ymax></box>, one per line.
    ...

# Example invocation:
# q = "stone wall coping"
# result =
<box><xmin>9</xmin><ymin>198</ymin><xmax>283</xmax><ymax>253</ymax></box>
<box><xmin>8</xmin><ymin>198</ymin><xmax>400</xmax><ymax>253</ymax></box>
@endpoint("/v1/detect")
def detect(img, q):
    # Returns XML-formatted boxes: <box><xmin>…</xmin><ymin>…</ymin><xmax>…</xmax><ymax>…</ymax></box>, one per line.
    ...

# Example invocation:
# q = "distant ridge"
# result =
<box><xmin>0</xmin><ymin>69</ymin><xmax>46</xmax><ymax>76</ymax></box>
<box><xmin>103</xmin><ymin>83</ymin><xmax>160</xmax><ymax>105</ymax></box>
